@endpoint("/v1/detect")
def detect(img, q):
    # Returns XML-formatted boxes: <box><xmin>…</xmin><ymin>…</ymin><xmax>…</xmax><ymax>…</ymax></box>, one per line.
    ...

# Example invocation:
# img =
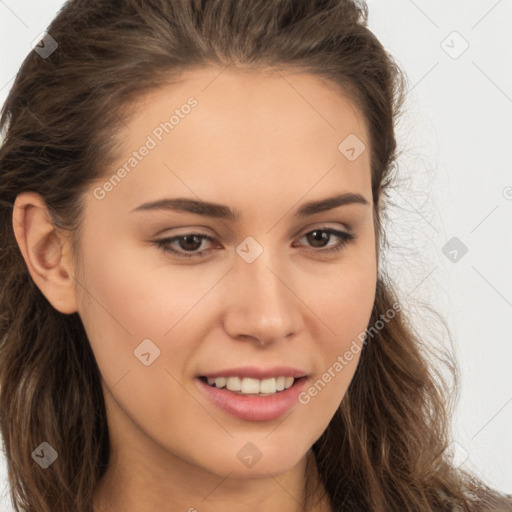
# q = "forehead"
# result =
<box><xmin>92</xmin><ymin>66</ymin><xmax>371</xmax><ymax>214</ymax></box>
<box><xmin>125</xmin><ymin>66</ymin><xmax>368</xmax><ymax>143</ymax></box>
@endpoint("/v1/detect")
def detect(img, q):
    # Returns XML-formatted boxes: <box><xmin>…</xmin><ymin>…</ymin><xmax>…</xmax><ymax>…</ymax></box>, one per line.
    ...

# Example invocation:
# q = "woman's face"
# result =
<box><xmin>76</xmin><ymin>67</ymin><xmax>377</xmax><ymax>487</ymax></box>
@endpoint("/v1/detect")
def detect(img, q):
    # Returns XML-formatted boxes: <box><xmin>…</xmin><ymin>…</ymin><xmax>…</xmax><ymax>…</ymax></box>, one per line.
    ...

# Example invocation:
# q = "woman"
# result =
<box><xmin>0</xmin><ymin>0</ymin><xmax>510</xmax><ymax>510</ymax></box>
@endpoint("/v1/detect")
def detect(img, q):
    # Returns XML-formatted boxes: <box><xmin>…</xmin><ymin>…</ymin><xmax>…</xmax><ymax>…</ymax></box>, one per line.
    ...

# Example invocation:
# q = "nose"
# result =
<box><xmin>222</xmin><ymin>248</ymin><xmax>303</xmax><ymax>347</ymax></box>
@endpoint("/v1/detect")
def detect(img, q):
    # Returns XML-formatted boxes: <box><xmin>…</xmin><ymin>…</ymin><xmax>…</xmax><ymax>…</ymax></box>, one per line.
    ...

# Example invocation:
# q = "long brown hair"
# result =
<box><xmin>0</xmin><ymin>1</ymin><xmax>510</xmax><ymax>511</ymax></box>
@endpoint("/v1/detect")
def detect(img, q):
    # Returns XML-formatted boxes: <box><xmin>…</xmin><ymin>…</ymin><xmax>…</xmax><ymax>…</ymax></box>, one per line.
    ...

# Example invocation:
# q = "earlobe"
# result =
<box><xmin>11</xmin><ymin>192</ymin><xmax>79</xmax><ymax>315</ymax></box>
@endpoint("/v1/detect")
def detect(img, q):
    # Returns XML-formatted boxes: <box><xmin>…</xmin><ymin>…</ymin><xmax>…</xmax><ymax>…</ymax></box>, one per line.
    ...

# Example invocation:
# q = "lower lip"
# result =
<box><xmin>196</xmin><ymin>376</ymin><xmax>308</xmax><ymax>422</ymax></box>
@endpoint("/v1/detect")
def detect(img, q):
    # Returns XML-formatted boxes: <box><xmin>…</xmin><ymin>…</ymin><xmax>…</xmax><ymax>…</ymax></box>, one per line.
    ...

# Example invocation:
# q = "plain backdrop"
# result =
<box><xmin>0</xmin><ymin>0</ymin><xmax>511</xmax><ymax>508</ymax></box>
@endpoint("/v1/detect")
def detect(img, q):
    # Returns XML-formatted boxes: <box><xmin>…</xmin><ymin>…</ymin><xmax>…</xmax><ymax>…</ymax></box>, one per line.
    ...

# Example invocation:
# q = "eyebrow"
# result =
<box><xmin>129</xmin><ymin>192</ymin><xmax>370</xmax><ymax>221</ymax></box>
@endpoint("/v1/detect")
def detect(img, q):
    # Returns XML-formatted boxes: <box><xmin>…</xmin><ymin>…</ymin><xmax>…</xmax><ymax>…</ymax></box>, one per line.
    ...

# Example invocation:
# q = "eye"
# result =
<box><xmin>293</xmin><ymin>227</ymin><xmax>356</xmax><ymax>255</ymax></box>
<box><xmin>152</xmin><ymin>227</ymin><xmax>356</xmax><ymax>259</ymax></box>
<box><xmin>153</xmin><ymin>233</ymin><xmax>217</xmax><ymax>258</ymax></box>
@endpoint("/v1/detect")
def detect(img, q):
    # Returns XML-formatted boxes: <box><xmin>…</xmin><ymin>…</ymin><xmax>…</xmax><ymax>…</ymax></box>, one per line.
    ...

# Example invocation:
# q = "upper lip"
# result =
<box><xmin>199</xmin><ymin>365</ymin><xmax>308</xmax><ymax>380</ymax></box>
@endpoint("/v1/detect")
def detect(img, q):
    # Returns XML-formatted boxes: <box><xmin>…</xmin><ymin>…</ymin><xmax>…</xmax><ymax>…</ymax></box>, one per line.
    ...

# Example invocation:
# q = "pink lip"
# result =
<box><xmin>199</xmin><ymin>365</ymin><xmax>308</xmax><ymax>380</ymax></box>
<box><xmin>196</xmin><ymin>376</ymin><xmax>308</xmax><ymax>422</ymax></box>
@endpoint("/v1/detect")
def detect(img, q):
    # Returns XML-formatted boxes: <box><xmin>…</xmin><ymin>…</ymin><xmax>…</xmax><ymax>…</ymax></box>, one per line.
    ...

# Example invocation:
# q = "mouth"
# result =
<box><xmin>195</xmin><ymin>374</ymin><xmax>309</xmax><ymax>421</ymax></box>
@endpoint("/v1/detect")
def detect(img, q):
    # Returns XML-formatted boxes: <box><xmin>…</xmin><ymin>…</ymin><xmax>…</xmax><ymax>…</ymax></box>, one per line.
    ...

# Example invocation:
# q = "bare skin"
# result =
<box><xmin>12</xmin><ymin>66</ymin><xmax>377</xmax><ymax>511</ymax></box>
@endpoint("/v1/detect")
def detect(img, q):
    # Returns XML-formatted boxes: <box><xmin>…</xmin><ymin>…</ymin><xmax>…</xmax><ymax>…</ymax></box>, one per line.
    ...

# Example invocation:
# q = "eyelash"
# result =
<box><xmin>152</xmin><ymin>227</ymin><xmax>356</xmax><ymax>259</ymax></box>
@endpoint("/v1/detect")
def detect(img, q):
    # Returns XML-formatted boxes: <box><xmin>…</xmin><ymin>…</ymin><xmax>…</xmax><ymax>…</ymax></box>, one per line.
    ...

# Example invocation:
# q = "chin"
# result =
<box><xmin>197</xmin><ymin>438</ymin><xmax>308</xmax><ymax>478</ymax></box>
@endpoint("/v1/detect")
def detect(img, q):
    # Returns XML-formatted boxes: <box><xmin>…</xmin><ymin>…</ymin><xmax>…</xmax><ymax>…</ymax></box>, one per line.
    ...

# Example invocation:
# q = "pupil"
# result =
<box><xmin>180</xmin><ymin>235</ymin><xmax>202</xmax><ymax>251</ymax></box>
<box><xmin>308</xmin><ymin>230</ymin><xmax>328</xmax><ymax>247</ymax></box>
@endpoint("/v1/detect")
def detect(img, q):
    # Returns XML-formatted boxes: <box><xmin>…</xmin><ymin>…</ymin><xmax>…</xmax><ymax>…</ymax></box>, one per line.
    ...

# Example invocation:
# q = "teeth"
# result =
<box><xmin>226</xmin><ymin>376</ymin><xmax>241</xmax><ymax>391</ymax></box>
<box><xmin>214</xmin><ymin>376</ymin><xmax>226</xmax><ymax>388</ymax></box>
<box><xmin>205</xmin><ymin>376</ymin><xmax>298</xmax><ymax>394</ymax></box>
<box><xmin>241</xmin><ymin>377</ymin><xmax>261</xmax><ymax>394</ymax></box>
<box><xmin>259</xmin><ymin>377</ymin><xmax>276</xmax><ymax>394</ymax></box>
<box><xmin>275</xmin><ymin>376</ymin><xmax>285</xmax><ymax>391</ymax></box>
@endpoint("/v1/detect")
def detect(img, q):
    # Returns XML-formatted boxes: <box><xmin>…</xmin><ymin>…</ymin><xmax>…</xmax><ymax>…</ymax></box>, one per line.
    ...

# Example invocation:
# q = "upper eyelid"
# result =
<box><xmin>155</xmin><ymin>222</ymin><xmax>352</xmax><ymax>238</ymax></box>
<box><xmin>295</xmin><ymin>222</ymin><xmax>352</xmax><ymax>238</ymax></box>
<box><xmin>155</xmin><ymin>225</ymin><xmax>353</xmax><ymax>249</ymax></box>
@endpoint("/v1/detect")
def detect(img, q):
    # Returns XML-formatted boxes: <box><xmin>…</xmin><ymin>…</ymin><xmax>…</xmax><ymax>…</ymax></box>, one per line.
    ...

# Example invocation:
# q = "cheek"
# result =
<box><xmin>298</xmin><ymin>249</ymin><xmax>376</xmax><ymax>405</ymax></box>
<box><xmin>296</xmin><ymin>271</ymin><xmax>373</xmax><ymax>435</ymax></box>
<box><xmin>78</xmin><ymin>235</ymin><xmax>206</xmax><ymax>339</ymax></box>
<box><xmin>76</xmin><ymin>242</ymin><xmax>208</xmax><ymax>433</ymax></box>
<box><xmin>75</xmin><ymin>238</ymin><xmax>204</xmax><ymax>394</ymax></box>
<box><xmin>301</xmin><ymin>251</ymin><xmax>377</xmax><ymax>344</ymax></box>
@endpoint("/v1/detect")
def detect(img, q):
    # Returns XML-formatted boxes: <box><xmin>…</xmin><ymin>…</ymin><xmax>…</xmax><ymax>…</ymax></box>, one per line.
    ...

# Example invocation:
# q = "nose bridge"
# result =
<box><xmin>223</xmin><ymin>238</ymin><xmax>300</xmax><ymax>342</ymax></box>
<box><xmin>244</xmin><ymin>254</ymin><xmax>285</xmax><ymax>305</ymax></box>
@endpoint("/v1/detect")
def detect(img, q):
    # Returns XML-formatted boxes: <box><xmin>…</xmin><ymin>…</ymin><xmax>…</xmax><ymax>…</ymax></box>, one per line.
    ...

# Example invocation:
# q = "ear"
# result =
<box><xmin>12</xmin><ymin>191</ymin><xmax>79</xmax><ymax>314</ymax></box>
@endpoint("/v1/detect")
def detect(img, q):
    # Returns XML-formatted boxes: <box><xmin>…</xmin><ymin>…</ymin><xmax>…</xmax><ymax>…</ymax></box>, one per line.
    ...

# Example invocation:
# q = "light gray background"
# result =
<box><xmin>0</xmin><ymin>0</ymin><xmax>511</xmax><ymax>508</ymax></box>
